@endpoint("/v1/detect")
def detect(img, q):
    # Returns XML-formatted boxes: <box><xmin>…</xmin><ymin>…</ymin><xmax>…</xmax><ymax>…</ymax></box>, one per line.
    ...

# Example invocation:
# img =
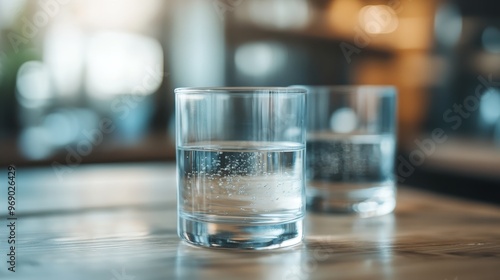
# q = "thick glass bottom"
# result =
<box><xmin>307</xmin><ymin>183</ymin><xmax>396</xmax><ymax>217</ymax></box>
<box><xmin>178</xmin><ymin>216</ymin><xmax>303</xmax><ymax>250</ymax></box>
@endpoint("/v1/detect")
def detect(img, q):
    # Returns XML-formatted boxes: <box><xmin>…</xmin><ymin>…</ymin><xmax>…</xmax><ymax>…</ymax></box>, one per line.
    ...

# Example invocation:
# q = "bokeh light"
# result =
<box><xmin>247</xmin><ymin>0</ymin><xmax>310</xmax><ymax>30</ymax></box>
<box><xmin>235</xmin><ymin>42</ymin><xmax>287</xmax><ymax>78</ymax></box>
<box><xmin>480</xmin><ymin>88</ymin><xmax>500</xmax><ymax>125</ymax></box>
<box><xmin>359</xmin><ymin>5</ymin><xmax>399</xmax><ymax>35</ymax></box>
<box><xmin>85</xmin><ymin>32</ymin><xmax>163</xmax><ymax>99</ymax></box>
<box><xmin>482</xmin><ymin>27</ymin><xmax>500</xmax><ymax>54</ymax></box>
<box><xmin>16</xmin><ymin>61</ymin><xmax>53</xmax><ymax>108</ymax></box>
<box><xmin>434</xmin><ymin>3</ymin><xmax>462</xmax><ymax>47</ymax></box>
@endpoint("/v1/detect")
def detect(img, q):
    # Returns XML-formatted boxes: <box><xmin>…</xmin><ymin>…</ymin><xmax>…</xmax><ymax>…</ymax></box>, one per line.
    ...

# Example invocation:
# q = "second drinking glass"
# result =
<box><xmin>299</xmin><ymin>85</ymin><xmax>397</xmax><ymax>217</ymax></box>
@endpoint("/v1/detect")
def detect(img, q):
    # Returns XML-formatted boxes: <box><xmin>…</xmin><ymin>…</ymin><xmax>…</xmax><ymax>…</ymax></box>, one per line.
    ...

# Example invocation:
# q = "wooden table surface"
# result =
<box><xmin>1</xmin><ymin>163</ymin><xmax>499</xmax><ymax>280</ymax></box>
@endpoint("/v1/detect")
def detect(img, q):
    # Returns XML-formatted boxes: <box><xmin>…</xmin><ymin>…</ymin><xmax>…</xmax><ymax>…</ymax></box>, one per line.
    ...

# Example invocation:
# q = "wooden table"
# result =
<box><xmin>2</xmin><ymin>163</ymin><xmax>499</xmax><ymax>280</ymax></box>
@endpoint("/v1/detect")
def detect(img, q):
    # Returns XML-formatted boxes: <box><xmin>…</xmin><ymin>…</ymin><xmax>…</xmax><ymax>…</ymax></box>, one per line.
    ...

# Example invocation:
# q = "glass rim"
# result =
<box><xmin>175</xmin><ymin>87</ymin><xmax>306</xmax><ymax>95</ymax></box>
<box><xmin>290</xmin><ymin>85</ymin><xmax>397</xmax><ymax>95</ymax></box>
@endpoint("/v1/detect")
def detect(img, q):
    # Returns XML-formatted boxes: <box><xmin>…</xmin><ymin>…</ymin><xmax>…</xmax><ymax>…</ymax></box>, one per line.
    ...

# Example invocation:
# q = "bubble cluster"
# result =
<box><xmin>178</xmin><ymin>144</ymin><xmax>305</xmax><ymax>221</ymax></box>
<box><xmin>306</xmin><ymin>134</ymin><xmax>394</xmax><ymax>182</ymax></box>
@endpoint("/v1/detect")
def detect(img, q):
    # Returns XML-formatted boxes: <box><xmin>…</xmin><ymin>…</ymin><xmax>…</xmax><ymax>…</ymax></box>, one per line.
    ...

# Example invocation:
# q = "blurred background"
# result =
<box><xmin>0</xmin><ymin>0</ymin><xmax>499</xmax><ymax>203</ymax></box>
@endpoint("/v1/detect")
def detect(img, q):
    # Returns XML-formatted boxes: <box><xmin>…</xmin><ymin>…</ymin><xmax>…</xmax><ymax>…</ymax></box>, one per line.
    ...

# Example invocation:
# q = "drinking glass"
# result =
<box><xmin>300</xmin><ymin>86</ymin><xmax>397</xmax><ymax>217</ymax></box>
<box><xmin>175</xmin><ymin>87</ymin><xmax>306</xmax><ymax>249</ymax></box>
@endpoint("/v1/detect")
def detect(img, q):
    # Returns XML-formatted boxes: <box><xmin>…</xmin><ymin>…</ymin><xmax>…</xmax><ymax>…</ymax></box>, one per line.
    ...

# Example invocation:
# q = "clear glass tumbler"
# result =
<box><xmin>175</xmin><ymin>87</ymin><xmax>306</xmax><ymax>249</ymax></box>
<box><xmin>300</xmin><ymin>86</ymin><xmax>397</xmax><ymax>217</ymax></box>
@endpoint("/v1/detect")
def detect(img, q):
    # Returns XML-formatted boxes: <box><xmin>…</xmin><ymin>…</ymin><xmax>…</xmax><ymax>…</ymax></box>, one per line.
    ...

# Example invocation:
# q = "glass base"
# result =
<box><xmin>307</xmin><ymin>184</ymin><xmax>396</xmax><ymax>217</ymax></box>
<box><xmin>178</xmin><ymin>216</ymin><xmax>303</xmax><ymax>250</ymax></box>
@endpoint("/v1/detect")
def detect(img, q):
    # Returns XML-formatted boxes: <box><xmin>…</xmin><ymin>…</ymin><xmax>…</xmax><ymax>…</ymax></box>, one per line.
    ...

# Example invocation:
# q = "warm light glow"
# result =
<box><xmin>327</xmin><ymin>0</ymin><xmax>363</xmax><ymax>35</ymax></box>
<box><xmin>394</xmin><ymin>18</ymin><xmax>432</xmax><ymax>50</ymax></box>
<box><xmin>359</xmin><ymin>5</ymin><xmax>399</xmax><ymax>34</ymax></box>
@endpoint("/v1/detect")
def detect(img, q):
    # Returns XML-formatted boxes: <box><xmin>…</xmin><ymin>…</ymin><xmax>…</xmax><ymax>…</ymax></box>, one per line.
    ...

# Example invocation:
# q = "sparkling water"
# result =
<box><xmin>306</xmin><ymin>133</ymin><xmax>396</xmax><ymax>215</ymax></box>
<box><xmin>177</xmin><ymin>141</ymin><xmax>305</xmax><ymax>249</ymax></box>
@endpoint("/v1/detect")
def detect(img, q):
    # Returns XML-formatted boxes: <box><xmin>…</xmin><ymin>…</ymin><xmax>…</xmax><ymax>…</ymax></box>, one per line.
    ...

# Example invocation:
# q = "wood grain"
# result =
<box><xmin>0</xmin><ymin>163</ymin><xmax>499</xmax><ymax>280</ymax></box>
